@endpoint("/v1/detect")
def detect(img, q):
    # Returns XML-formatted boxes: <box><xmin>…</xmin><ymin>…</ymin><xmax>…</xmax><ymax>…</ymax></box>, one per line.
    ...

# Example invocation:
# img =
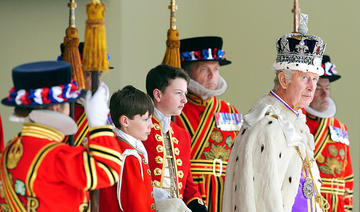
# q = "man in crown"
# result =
<box><xmin>223</xmin><ymin>30</ymin><xmax>326</xmax><ymax>211</ymax></box>
<box><xmin>0</xmin><ymin>61</ymin><xmax>122</xmax><ymax>211</ymax></box>
<box><xmin>175</xmin><ymin>36</ymin><xmax>240</xmax><ymax>212</ymax></box>
<box><xmin>305</xmin><ymin>55</ymin><xmax>353</xmax><ymax>212</ymax></box>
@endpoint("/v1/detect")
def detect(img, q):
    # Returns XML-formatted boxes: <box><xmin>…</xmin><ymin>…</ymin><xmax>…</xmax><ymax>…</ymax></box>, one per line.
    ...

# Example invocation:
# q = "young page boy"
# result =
<box><xmin>99</xmin><ymin>85</ymin><xmax>156</xmax><ymax>212</ymax></box>
<box><xmin>144</xmin><ymin>65</ymin><xmax>207</xmax><ymax>212</ymax></box>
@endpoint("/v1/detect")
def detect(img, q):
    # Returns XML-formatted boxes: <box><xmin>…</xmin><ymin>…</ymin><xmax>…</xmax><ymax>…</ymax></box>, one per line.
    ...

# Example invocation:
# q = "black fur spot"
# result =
<box><xmin>289</xmin><ymin>177</ymin><xmax>292</xmax><ymax>183</ymax></box>
<box><xmin>235</xmin><ymin>185</ymin><xmax>237</xmax><ymax>191</ymax></box>
<box><xmin>261</xmin><ymin>144</ymin><xmax>264</xmax><ymax>153</ymax></box>
<box><xmin>279</xmin><ymin>153</ymin><xmax>282</xmax><ymax>158</ymax></box>
<box><xmin>236</xmin><ymin>156</ymin><xmax>239</xmax><ymax>161</ymax></box>
<box><xmin>268</xmin><ymin>121</ymin><xmax>273</xmax><ymax>125</ymax></box>
<box><xmin>241</xmin><ymin>129</ymin><xmax>247</xmax><ymax>135</ymax></box>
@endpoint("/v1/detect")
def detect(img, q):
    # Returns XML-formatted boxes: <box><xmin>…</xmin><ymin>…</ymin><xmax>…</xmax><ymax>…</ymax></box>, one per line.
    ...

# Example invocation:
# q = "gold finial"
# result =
<box><xmin>292</xmin><ymin>0</ymin><xmax>299</xmax><ymax>33</ymax></box>
<box><xmin>68</xmin><ymin>0</ymin><xmax>77</xmax><ymax>27</ymax></box>
<box><xmin>169</xmin><ymin>0</ymin><xmax>178</xmax><ymax>30</ymax></box>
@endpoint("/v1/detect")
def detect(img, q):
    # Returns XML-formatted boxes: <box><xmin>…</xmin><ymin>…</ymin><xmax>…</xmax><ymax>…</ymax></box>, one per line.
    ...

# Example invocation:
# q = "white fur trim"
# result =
<box><xmin>273</xmin><ymin>61</ymin><xmax>324</xmax><ymax>75</ymax></box>
<box><xmin>305</xmin><ymin>98</ymin><xmax>336</xmax><ymax>118</ymax></box>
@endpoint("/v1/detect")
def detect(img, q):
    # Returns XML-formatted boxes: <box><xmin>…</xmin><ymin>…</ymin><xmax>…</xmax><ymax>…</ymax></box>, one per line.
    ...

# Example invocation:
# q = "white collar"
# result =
<box><xmin>17</xmin><ymin>110</ymin><xmax>78</xmax><ymax>136</ymax></box>
<box><xmin>154</xmin><ymin>107</ymin><xmax>171</xmax><ymax>134</ymax></box>
<box><xmin>305</xmin><ymin>98</ymin><xmax>336</xmax><ymax>118</ymax></box>
<box><xmin>188</xmin><ymin>76</ymin><xmax>228</xmax><ymax>100</ymax></box>
<box><xmin>113</xmin><ymin>127</ymin><xmax>148</xmax><ymax>162</ymax></box>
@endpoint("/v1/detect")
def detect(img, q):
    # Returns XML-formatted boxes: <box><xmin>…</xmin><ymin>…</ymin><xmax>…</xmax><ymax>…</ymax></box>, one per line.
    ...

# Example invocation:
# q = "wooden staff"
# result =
<box><xmin>292</xmin><ymin>0</ymin><xmax>299</xmax><ymax>33</ymax></box>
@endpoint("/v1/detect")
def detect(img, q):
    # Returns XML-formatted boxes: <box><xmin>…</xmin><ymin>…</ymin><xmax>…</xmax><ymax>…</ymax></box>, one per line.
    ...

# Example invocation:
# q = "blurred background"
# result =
<box><xmin>1</xmin><ymin>0</ymin><xmax>359</xmax><ymax>209</ymax></box>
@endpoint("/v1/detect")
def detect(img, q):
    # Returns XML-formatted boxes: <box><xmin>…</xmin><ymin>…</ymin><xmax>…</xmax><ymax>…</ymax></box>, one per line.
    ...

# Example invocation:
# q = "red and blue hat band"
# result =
<box><xmin>7</xmin><ymin>81</ymin><xmax>81</xmax><ymax>106</ymax></box>
<box><xmin>181</xmin><ymin>48</ymin><xmax>226</xmax><ymax>62</ymax></box>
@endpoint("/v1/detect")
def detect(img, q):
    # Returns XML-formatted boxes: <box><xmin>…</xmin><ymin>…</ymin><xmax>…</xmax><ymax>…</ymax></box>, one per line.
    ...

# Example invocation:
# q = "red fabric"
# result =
<box><xmin>0</xmin><ymin>124</ymin><xmax>122</xmax><ymax>212</ymax></box>
<box><xmin>175</xmin><ymin>93</ymin><xmax>239</xmax><ymax>211</ymax></box>
<box><xmin>306</xmin><ymin>114</ymin><xmax>353</xmax><ymax>212</ymax></box>
<box><xmin>99</xmin><ymin>138</ymin><xmax>155</xmax><ymax>212</ymax></box>
<box><xmin>143</xmin><ymin>118</ymin><xmax>202</xmax><ymax>203</ymax></box>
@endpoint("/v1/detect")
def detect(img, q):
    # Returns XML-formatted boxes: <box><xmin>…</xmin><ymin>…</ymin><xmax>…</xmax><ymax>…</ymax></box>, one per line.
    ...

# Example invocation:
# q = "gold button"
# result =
<box><xmin>174</xmin><ymin>148</ymin><xmax>180</xmax><ymax>155</ymax></box>
<box><xmin>155</xmin><ymin>134</ymin><xmax>163</xmax><ymax>141</ymax></box>
<box><xmin>153</xmin><ymin>124</ymin><xmax>161</xmax><ymax>130</ymax></box>
<box><xmin>153</xmin><ymin>180</ymin><xmax>160</xmax><ymax>187</ymax></box>
<box><xmin>151</xmin><ymin>191</ymin><xmax>154</xmax><ymax>198</ymax></box>
<box><xmin>155</xmin><ymin>156</ymin><xmax>163</xmax><ymax>164</ymax></box>
<box><xmin>178</xmin><ymin>182</ymin><xmax>183</xmax><ymax>189</ymax></box>
<box><xmin>172</xmin><ymin>137</ymin><xmax>179</xmax><ymax>144</ymax></box>
<box><xmin>178</xmin><ymin>170</ymin><xmax>184</xmax><ymax>178</ymax></box>
<box><xmin>142</xmin><ymin>158</ymin><xmax>148</xmax><ymax>164</ymax></box>
<box><xmin>151</xmin><ymin>203</ymin><xmax>156</xmax><ymax>209</ymax></box>
<box><xmin>154</xmin><ymin>168</ymin><xmax>162</xmax><ymax>175</ymax></box>
<box><xmin>176</xmin><ymin>159</ymin><xmax>183</xmax><ymax>166</ymax></box>
<box><xmin>156</xmin><ymin>145</ymin><xmax>164</xmax><ymax>153</ymax></box>
<box><xmin>179</xmin><ymin>194</ymin><xmax>183</xmax><ymax>199</ymax></box>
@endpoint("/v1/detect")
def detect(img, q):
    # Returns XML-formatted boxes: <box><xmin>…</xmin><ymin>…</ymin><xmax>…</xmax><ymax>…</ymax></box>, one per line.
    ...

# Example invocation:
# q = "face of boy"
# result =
<box><xmin>155</xmin><ymin>78</ymin><xmax>188</xmax><ymax>116</ymax></box>
<box><xmin>124</xmin><ymin>111</ymin><xmax>153</xmax><ymax>141</ymax></box>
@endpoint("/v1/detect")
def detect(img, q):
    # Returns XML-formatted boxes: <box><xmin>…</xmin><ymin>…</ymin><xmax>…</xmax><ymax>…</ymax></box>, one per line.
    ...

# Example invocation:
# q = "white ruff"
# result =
<box><xmin>28</xmin><ymin>110</ymin><xmax>78</xmax><ymax>135</ymax></box>
<box><xmin>305</xmin><ymin>98</ymin><xmax>336</xmax><ymax>118</ymax></box>
<box><xmin>188</xmin><ymin>76</ymin><xmax>227</xmax><ymax>100</ymax></box>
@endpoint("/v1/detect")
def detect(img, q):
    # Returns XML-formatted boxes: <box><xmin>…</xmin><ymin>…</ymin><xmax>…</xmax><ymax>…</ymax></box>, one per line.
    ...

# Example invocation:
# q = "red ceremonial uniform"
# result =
<box><xmin>143</xmin><ymin>117</ymin><xmax>202</xmax><ymax>205</ymax></box>
<box><xmin>0</xmin><ymin>123</ymin><xmax>122</xmax><ymax>212</ymax></box>
<box><xmin>175</xmin><ymin>92</ymin><xmax>239</xmax><ymax>212</ymax></box>
<box><xmin>99</xmin><ymin>136</ymin><xmax>155</xmax><ymax>212</ymax></box>
<box><xmin>306</xmin><ymin>113</ymin><xmax>353</xmax><ymax>212</ymax></box>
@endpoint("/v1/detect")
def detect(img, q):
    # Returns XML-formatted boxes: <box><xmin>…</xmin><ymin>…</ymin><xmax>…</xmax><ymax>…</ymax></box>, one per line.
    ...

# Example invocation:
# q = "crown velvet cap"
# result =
<box><xmin>180</xmin><ymin>36</ymin><xmax>231</xmax><ymax>66</ymax></box>
<box><xmin>2</xmin><ymin>61</ymin><xmax>85</xmax><ymax>107</ymax></box>
<box><xmin>272</xmin><ymin>33</ymin><xmax>326</xmax><ymax>75</ymax></box>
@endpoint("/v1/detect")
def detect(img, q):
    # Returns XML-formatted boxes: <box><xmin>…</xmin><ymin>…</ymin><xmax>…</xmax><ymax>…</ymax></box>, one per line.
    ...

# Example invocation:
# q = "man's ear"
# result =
<box><xmin>49</xmin><ymin>104</ymin><xmax>60</xmax><ymax>112</ymax></box>
<box><xmin>119</xmin><ymin>115</ymin><xmax>129</xmax><ymax>128</ymax></box>
<box><xmin>153</xmin><ymin>89</ymin><xmax>162</xmax><ymax>103</ymax></box>
<box><xmin>278</xmin><ymin>71</ymin><xmax>289</xmax><ymax>89</ymax></box>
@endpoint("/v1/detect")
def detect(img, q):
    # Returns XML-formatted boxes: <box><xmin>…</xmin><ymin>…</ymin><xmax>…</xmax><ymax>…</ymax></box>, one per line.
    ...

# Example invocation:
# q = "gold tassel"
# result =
<box><xmin>161</xmin><ymin>0</ymin><xmax>181</xmax><ymax>68</ymax></box>
<box><xmin>162</xmin><ymin>29</ymin><xmax>181</xmax><ymax>68</ymax></box>
<box><xmin>82</xmin><ymin>1</ymin><xmax>109</xmax><ymax>72</ymax></box>
<box><xmin>63</xmin><ymin>27</ymin><xmax>85</xmax><ymax>89</ymax></box>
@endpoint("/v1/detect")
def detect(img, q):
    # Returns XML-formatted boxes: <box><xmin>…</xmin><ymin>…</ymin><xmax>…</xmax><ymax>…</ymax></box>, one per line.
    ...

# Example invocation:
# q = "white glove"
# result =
<box><xmin>84</xmin><ymin>82</ymin><xmax>110</xmax><ymax>128</ymax></box>
<box><xmin>153</xmin><ymin>187</ymin><xmax>170</xmax><ymax>200</ymax></box>
<box><xmin>155</xmin><ymin>198</ymin><xmax>191</xmax><ymax>212</ymax></box>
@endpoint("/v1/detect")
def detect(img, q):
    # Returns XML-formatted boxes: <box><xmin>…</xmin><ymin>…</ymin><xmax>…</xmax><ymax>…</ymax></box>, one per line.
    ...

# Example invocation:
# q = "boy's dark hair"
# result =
<box><xmin>110</xmin><ymin>85</ymin><xmax>154</xmax><ymax>128</ymax></box>
<box><xmin>146</xmin><ymin>64</ymin><xmax>189</xmax><ymax>99</ymax></box>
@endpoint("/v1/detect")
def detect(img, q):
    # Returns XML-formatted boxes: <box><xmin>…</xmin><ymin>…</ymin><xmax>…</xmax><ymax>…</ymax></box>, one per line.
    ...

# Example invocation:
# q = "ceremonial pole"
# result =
<box><xmin>62</xmin><ymin>0</ymin><xmax>85</xmax><ymax>146</ymax></box>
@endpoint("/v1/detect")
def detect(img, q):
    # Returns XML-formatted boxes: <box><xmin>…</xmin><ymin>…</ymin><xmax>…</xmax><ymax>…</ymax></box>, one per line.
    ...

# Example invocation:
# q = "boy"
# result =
<box><xmin>144</xmin><ymin>65</ymin><xmax>207</xmax><ymax>212</ymax></box>
<box><xmin>99</xmin><ymin>85</ymin><xmax>156</xmax><ymax>212</ymax></box>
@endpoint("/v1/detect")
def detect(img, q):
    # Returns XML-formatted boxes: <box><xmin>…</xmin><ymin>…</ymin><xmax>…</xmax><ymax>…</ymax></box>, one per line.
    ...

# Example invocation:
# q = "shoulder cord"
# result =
<box><xmin>295</xmin><ymin>146</ymin><xmax>330</xmax><ymax>211</ymax></box>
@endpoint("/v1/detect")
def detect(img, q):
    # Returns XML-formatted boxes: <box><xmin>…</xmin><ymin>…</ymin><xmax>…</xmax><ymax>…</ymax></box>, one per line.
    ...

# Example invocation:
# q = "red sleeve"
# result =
<box><xmin>48</xmin><ymin>126</ymin><xmax>122</xmax><ymax>190</ymax></box>
<box><xmin>120</xmin><ymin>156</ymin><xmax>154</xmax><ymax>212</ymax></box>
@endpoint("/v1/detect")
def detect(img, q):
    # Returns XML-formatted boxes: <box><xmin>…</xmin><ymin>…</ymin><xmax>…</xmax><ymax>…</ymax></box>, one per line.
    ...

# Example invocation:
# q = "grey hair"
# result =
<box><xmin>273</xmin><ymin>69</ymin><xmax>295</xmax><ymax>90</ymax></box>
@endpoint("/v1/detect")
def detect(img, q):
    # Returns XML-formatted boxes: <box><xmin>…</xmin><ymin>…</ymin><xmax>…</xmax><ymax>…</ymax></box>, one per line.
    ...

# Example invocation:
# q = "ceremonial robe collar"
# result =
<box><xmin>269</xmin><ymin>90</ymin><xmax>299</xmax><ymax>117</ymax></box>
<box><xmin>154</xmin><ymin>108</ymin><xmax>171</xmax><ymax>134</ymax></box>
<box><xmin>305</xmin><ymin>98</ymin><xmax>336</xmax><ymax>118</ymax></box>
<box><xmin>187</xmin><ymin>75</ymin><xmax>227</xmax><ymax>100</ymax></box>
<box><xmin>113</xmin><ymin>127</ymin><xmax>148</xmax><ymax>162</ymax></box>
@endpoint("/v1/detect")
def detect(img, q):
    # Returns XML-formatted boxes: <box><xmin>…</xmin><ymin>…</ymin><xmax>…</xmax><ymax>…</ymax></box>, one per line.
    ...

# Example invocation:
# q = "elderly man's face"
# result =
<box><xmin>190</xmin><ymin>61</ymin><xmax>220</xmax><ymax>90</ymax></box>
<box><xmin>309</xmin><ymin>78</ymin><xmax>330</xmax><ymax>112</ymax></box>
<box><xmin>284</xmin><ymin>71</ymin><xmax>319</xmax><ymax>110</ymax></box>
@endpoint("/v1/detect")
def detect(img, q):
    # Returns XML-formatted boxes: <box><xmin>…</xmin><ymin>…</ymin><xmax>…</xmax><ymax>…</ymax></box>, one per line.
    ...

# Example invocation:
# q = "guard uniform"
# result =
<box><xmin>305</xmin><ymin>55</ymin><xmax>353</xmax><ymax>212</ymax></box>
<box><xmin>177</xmin><ymin>36</ymin><xmax>240</xmax><ymax>212</ymax></box>
<box><xmin>143</xmin><ymin>117</ymin><xmax>203</xmax><ymax>206</ymax></box>
<box><xmin>99</xmin><ymin>134</ymin><xmax>155</xmax><ymax>212</ymax></box>
<box><xmin>176</xmin><ymin>92</ymin><xmax>238</xmax><ymax>210</ymax></box>
<box><xmin>306</xmin><ymin>114</ymin><xmax>353</xmax><ymax>211</ymax></box>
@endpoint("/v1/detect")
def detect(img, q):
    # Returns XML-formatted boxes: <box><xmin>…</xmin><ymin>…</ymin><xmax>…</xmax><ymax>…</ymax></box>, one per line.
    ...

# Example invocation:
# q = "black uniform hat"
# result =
<box><xmin>321</xmin><ymin>55</ymin><xmax>341</xmax><ymax>82</ymax></box>
<box><xmin>180</xmin><ymin>36</ymin><xmax>231</xmax><ymax>66</ymax></box>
